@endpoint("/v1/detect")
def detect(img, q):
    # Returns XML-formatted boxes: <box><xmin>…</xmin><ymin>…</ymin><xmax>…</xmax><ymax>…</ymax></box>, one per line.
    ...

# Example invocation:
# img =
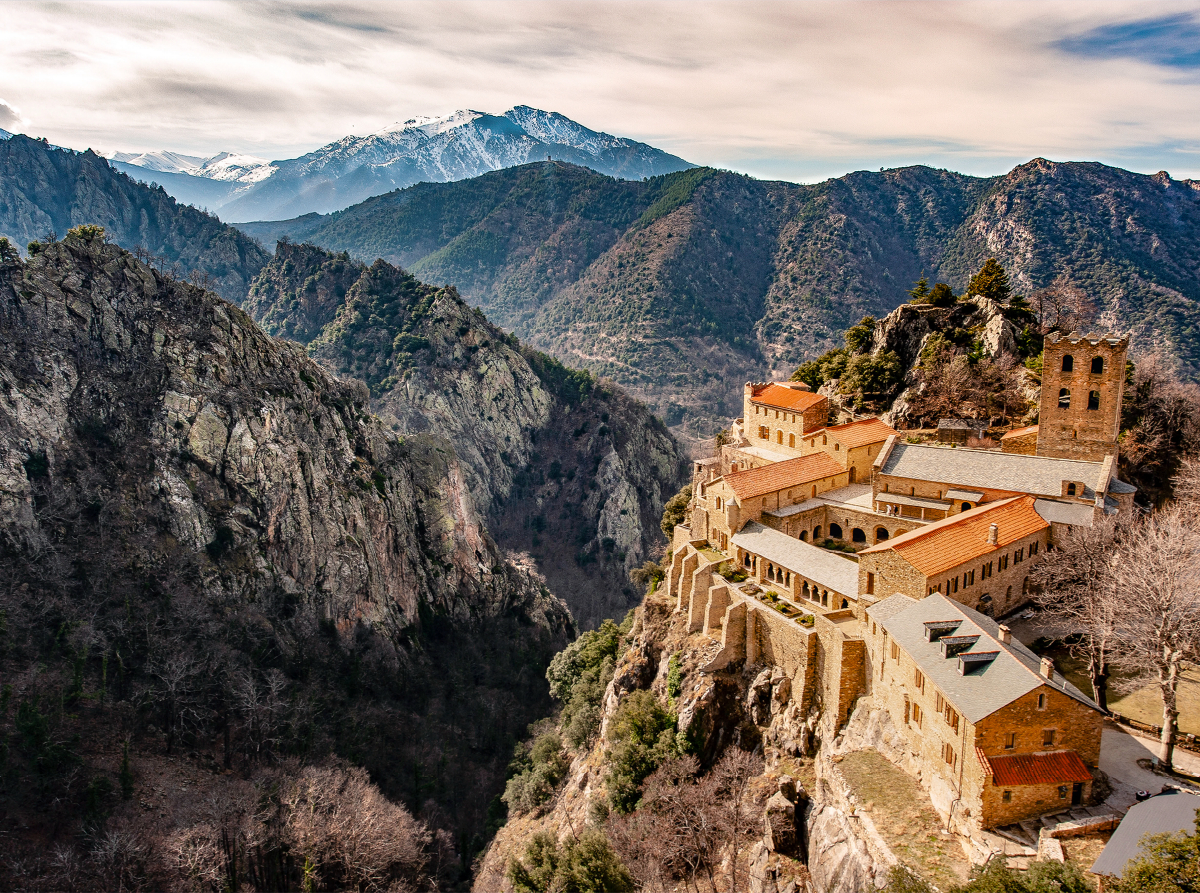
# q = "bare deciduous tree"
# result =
<box><xmin>1107</xmin><ymin>507</ymin><xmax>1200</xmax><ymax>768</ymax></box>
<box><xmin>1031</xmin><ymin>277</ymin><xmax>1096</xmax><ymax>335</ymax></box>
<box><xmin>710</xmin><ymin>749</ymin><xmax>765</xmax><ymax>893</ymax></box>
<box><xmin>1031</xmin><ymin>515</ymin><xmax>1127</xmax><ymax>711</ymax></box>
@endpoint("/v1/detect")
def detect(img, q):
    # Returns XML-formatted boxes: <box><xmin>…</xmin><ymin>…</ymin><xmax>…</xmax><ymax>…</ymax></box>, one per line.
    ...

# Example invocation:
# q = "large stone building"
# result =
<box><xmin>665</xmin><ymin>331</ymin><xmax>1135</xmax><ymax>832</ymax></box>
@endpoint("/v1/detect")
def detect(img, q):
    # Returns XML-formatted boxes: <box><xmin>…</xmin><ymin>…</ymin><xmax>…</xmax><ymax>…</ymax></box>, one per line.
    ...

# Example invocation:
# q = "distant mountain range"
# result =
<box><xmin>106</xmin><ymin>106</ymin><xmax>694</xmax><ymax>221</ymax></box>
<box><xmin>235</xmin><ymin>159</ymin><xmax>1200</xmax><ymax>448</ymax></box>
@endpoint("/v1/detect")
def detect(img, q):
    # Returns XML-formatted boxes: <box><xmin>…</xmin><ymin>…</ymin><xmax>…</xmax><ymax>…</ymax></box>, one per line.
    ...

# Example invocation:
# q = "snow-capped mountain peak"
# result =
<box><xmin>110</xmin><ymin>106</ymin><xmax>694</xmax><ymax>221</ymax></box>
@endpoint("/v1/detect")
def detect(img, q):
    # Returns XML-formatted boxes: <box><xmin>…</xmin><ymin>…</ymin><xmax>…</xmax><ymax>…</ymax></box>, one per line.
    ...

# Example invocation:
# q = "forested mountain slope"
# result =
<box><xmin>240</xmin><ymin>160</ymin><xmax>1200</xmax><ymax>448</ymax></box>
<box><xmin>0</xmin><ymin>134</ymin><xmax>269</xmax><ymax>302</ymax></box>
<box><xmin>0</xmin><ymin>229</ymin><xmax>572</xmax><ymax>888</ymax></box>
<box><xmin>246</xmin><ymin>242</ymin><xmax>689</xmax><ymax>628</ymax></box>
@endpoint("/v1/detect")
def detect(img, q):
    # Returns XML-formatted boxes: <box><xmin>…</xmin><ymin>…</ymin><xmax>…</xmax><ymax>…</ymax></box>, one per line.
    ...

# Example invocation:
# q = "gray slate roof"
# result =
<box><xmin>868</xmin><ymin>593</ymin><xmax>1098</xmax><ymax>723</ymax></box>
<box><xmin>732</xmin><ymin>521</ymin><xmax>859</xmax><ymax>596</ymax></box>
<box><xmin>945</xmin><ymin>488</ymin><xmax>985</xmax><ymax>501</ymax></box>
<box><xmin>1108</xmin><ymin>478</ymin><xmax>1137</xmax><ymax>494</ymax></box>
<box><xmin>877</xmin><ymin>492</ymin><xmax>951</xmax><ymax>510</ymax></box>
<box><xmin>1091</xmin><ymin>790</ymin><xmax>1200</xmax><ymax>877</ymax></box>
<box><xmin>881</xmin><ymin>443</ymin><xmax>1107</xmax><ymax>501</ymax></box>
<box><xmin>1034</xmin><ymin>499</ymin><xmax>1097</xmax><ymax>527</ymax></box>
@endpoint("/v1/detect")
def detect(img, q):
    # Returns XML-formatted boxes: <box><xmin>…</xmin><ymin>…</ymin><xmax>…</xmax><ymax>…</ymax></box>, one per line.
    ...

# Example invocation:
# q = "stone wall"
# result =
<box><xmin>1037</xmin><ymin>334</ymin><xmax>1128</xmax><ymax>462</ymax></box>
<box><xmin>766</xmin><ymin>502</ymin><xmax>921</xmax><ymax>548</ymax></box>
<box><xmin>1001</xmin><ymin>428</ymin><xmax>1039</xmax><ymax>455</ymax></box>
<box><xmin>814</xmin><ymin>611</ymin><xmax>866</xmax><ymax>731</ymax></box>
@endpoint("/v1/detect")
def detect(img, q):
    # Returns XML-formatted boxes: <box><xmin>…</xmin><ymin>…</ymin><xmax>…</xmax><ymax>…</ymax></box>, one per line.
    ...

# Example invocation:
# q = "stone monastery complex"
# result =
<box><xmin>664</xmin><ymin>332</ymin><xmax>1135</xmax><ymax>833</ymax></box>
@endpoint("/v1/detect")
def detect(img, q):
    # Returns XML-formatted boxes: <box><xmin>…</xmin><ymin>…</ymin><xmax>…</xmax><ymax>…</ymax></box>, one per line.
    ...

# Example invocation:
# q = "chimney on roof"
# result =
<box><xmin>997</xmin><ymin>625</ymin><xmax>1011</xmax><ymax>644</ymax></box>
<box><xmin>1040</xmin><ymin>656</ymin><xmax>1055</xmax><ymax>679</ymax></box>
<box><xmin>987</xmin><ymin>523</ymin><xmax>998</xmax><ymax>545</ymax></box>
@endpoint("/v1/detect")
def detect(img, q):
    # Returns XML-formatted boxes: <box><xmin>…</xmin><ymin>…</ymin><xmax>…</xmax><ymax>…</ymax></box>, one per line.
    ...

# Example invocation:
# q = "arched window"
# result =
<box><xmin>730</xmin><ymin>463</ymin><xmax>738</xmax><ymax>473</ymax></box>
<box><xmin>849</xmin><ymin>467</ymin><xmax>857</xmax><ymax>483</ymax></box>
<box><xmin>1058</xmin><ymin>388</ymin><xmax>1071</xmax><ymax>409</ymax></box>
<box><xmin>852</xmin><ymin>528</ymin><xmax>866</xmax><ymax>543</ymax></box>
<box><xmin>799</xmin><ymin>530</ymin><xmax>808</xmax><ymax>541</ymax></box>
<box><xmin>841</xmin><ymin>598</ymin><xmax>849</xmax><ymax>609</ymax></box>
<box><xmin>811</xmin><ymin>485</ymin><xmax>817</xmax><ymax>498</ymax></box>
<box><xmin>715</xmin><ymin>497</ymin><xmax>722</xmax><ymax>510</ymax></box>
<box><xmin>829</xmin><ymin>523</ymin><xmax>843</xmax><ymax>539</ymax></box>
<box><xmin>1088</xmin><ymin>390</ymin><xmax>1100</xmax><ymax>411</ymax></box>
<box><xmin>876</xmin><ymin>527</ymin><xmax>889</xmax><ymax>542</ymax></box>
<box><xmin>1067</xmin><ymin>483</ymin><xmax>1077</xmax><ymax>496</ymax></box>
<box><xmin>1062</xmin><ymin>355</ymin><xmax>1074</xmax><ymax>372</ymax></box>
<box><xmin>822</xmin><ymin>435</ymin><xmax>827</xmax><ymax>445</ymax></box>
<box><xmin>1005</xmin><ymin>585</ymin><xmax>1012</xmax><ymax>602</ymax></box>
<box><xmin>962</xmin><ymin>502</ymin><xmax>971</xmax><ymax>512</ymax></box>
<box><xmin>777</xmin><ymin>430</ymin><xmax>783</xmax><ymax>444</ymax></box>
<box><xmin>1091</xmin><ymin>356</ymin><xmax>1104</xmax><ymax>374</ymax></box>
<box><xmin>789</xmin><ymin>433</ymin><xmax>796</xmax><ymax>448</ymax></box>
<box><xmin>813</xmin><ymin>525</ymin><xmax>822</xmax><ymax>540</ymax></box>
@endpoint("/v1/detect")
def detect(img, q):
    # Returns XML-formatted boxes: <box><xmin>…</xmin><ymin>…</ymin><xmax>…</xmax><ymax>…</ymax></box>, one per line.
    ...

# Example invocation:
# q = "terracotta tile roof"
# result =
<box><xmin>724</xmin><ymin>453</ymin><xmax>846</xmax><ymax>500</ymax></box>
<box><xmin>750</xmin><ymin>383</ymin><xmax>827</xmax><ymax>412</ymax></box>
<box><xmin>980</xmin><ymin>749</ymin><xmax>1093</xmax><ymax>787</ymax></box>
<box><xmin>820</xmin><ymin>418</ymin><xmax>899</xmax><ymax>450</ymax></box>
<box><xmin>1001</xmin><ymin>424</ymin><xmax>1039</xmax><ymax>440</ymax></box>
<box><xmin>859</xmin><ymin>496</ymin><xmax>1048</xmax><ymax>576</ymax></box>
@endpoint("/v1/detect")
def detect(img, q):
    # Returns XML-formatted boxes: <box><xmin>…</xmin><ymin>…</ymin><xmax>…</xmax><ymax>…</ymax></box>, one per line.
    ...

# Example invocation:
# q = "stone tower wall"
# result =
<box><xmin>1036</xmin><ymin>333</ymin><xmax>1128</xmax><ymax>462</ymax></box>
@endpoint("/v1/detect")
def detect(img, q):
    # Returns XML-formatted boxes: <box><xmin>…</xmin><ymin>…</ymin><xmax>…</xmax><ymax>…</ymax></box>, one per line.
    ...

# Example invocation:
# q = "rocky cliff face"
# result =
<box><xmin>0</xmin><ymin>231</ymin><xmax>565</xmax><ymax>633</ymax></box>
<box><xmin>247</xmin><ymin>242</ymin><xmax>689</xmax><ymax>627</ymax></box>
<box><xmin>0</xmin><ymin>230</ymin><xmax>573</xmax><ymax>877</ymax></box>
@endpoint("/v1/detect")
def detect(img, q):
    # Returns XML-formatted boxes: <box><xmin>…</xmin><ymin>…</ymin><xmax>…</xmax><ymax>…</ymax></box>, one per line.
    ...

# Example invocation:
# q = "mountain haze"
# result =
<box><xmin>240</xmin><ymin>159</ymin><xmax>1200</xmax><ymax>447</ymax></box>
<box><xmin>110</xmin><ymin>106</ymin><xmax>694</xmax><ymax>221</ymax></box>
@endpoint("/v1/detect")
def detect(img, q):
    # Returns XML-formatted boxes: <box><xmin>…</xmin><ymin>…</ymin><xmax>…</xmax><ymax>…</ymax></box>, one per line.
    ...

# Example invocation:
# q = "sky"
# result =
<box><xmin>3</xmin><ymin>1</ymin><xmax>1200</xmax><ymax>183</ymax></box>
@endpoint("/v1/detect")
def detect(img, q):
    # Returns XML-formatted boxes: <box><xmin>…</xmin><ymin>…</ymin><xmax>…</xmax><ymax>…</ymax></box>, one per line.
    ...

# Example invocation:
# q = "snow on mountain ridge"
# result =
<box><xmin>110</xmin><ymin>106</ymin><xmax>694</xmax><ymax>221</ymax></box>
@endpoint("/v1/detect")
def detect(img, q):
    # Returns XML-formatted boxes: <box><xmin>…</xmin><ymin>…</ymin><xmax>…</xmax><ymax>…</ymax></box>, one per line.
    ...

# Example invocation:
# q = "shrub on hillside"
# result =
<box><xmin>507</xmin><ymin>829</ymin><xmax>633</xmax><ymax>893</ymax></box>
<box><xmin>605</xmin><ymin>689</ymin><xmax>682</xmax><ymax>814</ymax></box>
<box><xmin>547</xmin><ymin>618</ymin><xmax>628</xmax><ymax>749</ymax></box>
<box><xmin>503</xmin><ymin>732</ymin><xmax>570</xmax><ymax>814</ymax></box>
<box><xmin>660</xmin><ymin>484</ymin><xmax>692</xmax><ymax>538</ymax></box>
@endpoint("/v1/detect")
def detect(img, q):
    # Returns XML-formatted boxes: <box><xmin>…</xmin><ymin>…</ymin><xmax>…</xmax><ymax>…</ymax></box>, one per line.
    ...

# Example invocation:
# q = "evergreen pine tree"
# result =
<box><xmin>967</xmin><ymin>258</ymin><xmax>1013</xmax><ymax>304</ymax></box>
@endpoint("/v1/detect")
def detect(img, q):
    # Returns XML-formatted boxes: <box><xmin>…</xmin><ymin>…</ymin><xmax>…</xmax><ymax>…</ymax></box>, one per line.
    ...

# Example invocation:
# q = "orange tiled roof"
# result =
<box><xmin>825</xmin><ymin>418</ymin><xmax>899</xmax><ymax>450</ymax></box>
<box><xmin>979</xmin><ymin>749</ymin><xmax>1093</xmax><ymax>787</ymax></box>
<box><xmin>1001</xmin><ymin>424</ymin><xmax>1040</xmax><ymax>440</ymax></box>
<box><xmin>724</xmin><ymin>452</ymin><xmax>846</xmax><ymax>500</ymax></box>
<box><xmin>750</xmin><ymin>383</ymin><xmax>827</xmax><ymax>412</ymax></box>
<box><xmin>859</xmin><ymin>496</ymin><xmax>1048</xmax><ymax>576</ymax></box>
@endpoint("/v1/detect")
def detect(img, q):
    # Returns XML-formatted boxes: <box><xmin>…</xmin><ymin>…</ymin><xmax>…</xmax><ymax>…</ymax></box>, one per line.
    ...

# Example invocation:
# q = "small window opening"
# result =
<box><xmin>1059</xmin><ymin>388</ymin><xmax>1071</xmax><ymax>409</ymax></box>
<box><xmin>1091</xmin><ymin>356</ymin><xmax>1104</xmax><ymax>374</ymax></box>
<box><xmin>1088</xmin><ymin>390</ymin><xmax>1100</xmax><ymax>411</ymax></box>
<box><xmin>1062</xmin><ymin>355</ymin><xmax>1074</xmax><ymax>372</ymax></box>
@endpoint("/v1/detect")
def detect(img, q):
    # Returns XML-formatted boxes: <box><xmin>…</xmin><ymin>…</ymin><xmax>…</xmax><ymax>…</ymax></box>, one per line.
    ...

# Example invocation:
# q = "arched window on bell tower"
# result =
<box><xmin>1091</xmin><ymin>356</ymin><xmax>1104</xmax><ymax>374</ymax></box>
<box><xmin>1058</xmin><ymin>388</ymin><xmax>1071</xmax><ymax>409</ymax></box>
<box><xmin>1062</xmin><ymin>355</ymin><xmax>1074</xmax><ymax>372</ymax></box>
<box><xmin>1088</xmin><ymin>390</ymin><xmax>1100</xmax><ymax>411</ymax></box>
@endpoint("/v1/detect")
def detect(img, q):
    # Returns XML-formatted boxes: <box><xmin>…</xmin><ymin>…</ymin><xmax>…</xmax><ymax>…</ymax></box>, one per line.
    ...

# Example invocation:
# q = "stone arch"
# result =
<box><xmin>813</xmin><ymin>525</ymin><xmax>822</xmax><ymax>540</ymax></box>
<box><xmin>1091</xmin><ymin>356</ymin><xmax>1104</xmax><ymax>374</ymax></box>
<box><xmin>1088</xmin><ymin>390</ymin><xmax>1100</xmax><ymax>411</ymax></box>
<box><xmin>799</xmin><ymin>530</ymin><xmax>808</xmax><ymax>541</ymax></box>
<box><xmin>875</xmin><ymin>527</ymin><xmax>889</xmax><ymax>542</ymax></box>
<box><xmin>829</xmin><ymin>523</ymin><xmax>843</xmax><ymax>539</ymax></box>
<box><xmin>1067</xmin><ymin>483</ymin><xmax>1077</xmax><ymax>496</ymax></box>
<box><xmin>1058</xmin><ymin>388</ymin><xmax>1071</xmax><ymax>409</ymax></box>
<box><xmin>978</xmin><ymin>594</ymin><xmax>993</xmax><ymax>616</ymax></box>
<box><xmin>1062</xmin><ymin>354</ymin><xmax>1074</xmax><ymax>372</ymax></box>
<box><xmin>841</xmin><ymin>598</ymin><xmax>849</xmax><ymax>609</ymax></box>
<box><xmin>849</xmin><ymin>466</ymin><xmax>857</xmax><ymax>483</ymax></box>
<box><xmin>852</xmin><ymin>528</ymin><xmax>866</xmax><ymax>543</ymax></box>
<box><xmin>1005</xmin><ymin>585</ymin><xmax>1012</xmax><ymax>603</ymax></box>
<box><xmin>962</xmin><ymin>502</ymin><xmax>971</xmax><ymax>512</ymax></box>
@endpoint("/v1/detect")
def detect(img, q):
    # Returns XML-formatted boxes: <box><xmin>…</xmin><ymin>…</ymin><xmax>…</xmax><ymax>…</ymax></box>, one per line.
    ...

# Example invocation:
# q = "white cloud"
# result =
<box><xmin>1</xmin><ymin>1</ymin><xmax>1198</xmax><ymax>180</ymax></box>
<box><xmin>0</xmin><ymin>98</ymin><xmax>25</xmax><ymax>133</ymax></box>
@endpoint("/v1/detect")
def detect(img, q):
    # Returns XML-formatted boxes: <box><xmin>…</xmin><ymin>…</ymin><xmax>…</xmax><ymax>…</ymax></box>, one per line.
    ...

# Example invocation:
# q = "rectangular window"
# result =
<box><xmin>942</xmin><ymin>743</ymin><xmax>956</xmax><ymax>767</ymax></box>
<box><xmin>1015</xmin><ymin>548</ymin><xmax>1024</xmax><ymax>564</ymax></box>
<box><xmin>759</xmin><ymin>426</ymin><xmax>769</xmax><ymax>439</ymax></box>
<box><xmin>945</xmin><ymin>706</ymin><xmax>959</xmax><ymax>732</ymax></box>
<box><xmin>952</xmin><ymin>577</ymin><xmax>958</xmax><ymax>594</ymax></box>
<box><xmin>912</xmin><ymin>703</ymin><xmax>922</xmax><ymax>726</ymax></box>
<box><xmin>1004</xmin><ymin>732</ymin><xmax>1016</xmax><ymax>749</ymax></box>
<box><xmin>866</xmin><ymin>573</ymin><xmax>875</xmax><ymax>595</ymax></box>
<box><xmin>1030</xmin><ymin>541</ymin><xmax>1039</xmax><ymax>556</ymax></box>
<box><xmin>891</xmin><ymin>641</ymin><xmax>899</xmax><ymax>661</ymax></box>
<box><xmin>1037</xmin><ymin>693</ymin><xmax>1046</xmax><ymax>710</ymax></box>
<box><xmin>968</xmin><ymin>570</ymin><xmax>975</xmax><ymax>586</ymax></box>
<box><xmin>1002</xmin><ymin>790</ymin><xmax>1012</xmax><ymax>802</ymax></box>
<box><xmin>935</xmin><ymin>692</ymin><xmax>945</xmax><ymax>713</ymax></box>
<box><xmin>914</xmin><ymin>668</ymin><xmax>925</xmax><ymax>692</ymax></box>
<box><xmin>1058</xmin><ymin>786</ymin><xmax>1068</xmax><ymax>799</ymax></box>
<box><xmin>985</xmin><ymin>561</ymin><xmax>993</xmax><ymax>578</ymax></box>
<box><xmin>1043</xmin><ymin>729</ymin><xmax>1056</xmax><ymax>746</ymax></box>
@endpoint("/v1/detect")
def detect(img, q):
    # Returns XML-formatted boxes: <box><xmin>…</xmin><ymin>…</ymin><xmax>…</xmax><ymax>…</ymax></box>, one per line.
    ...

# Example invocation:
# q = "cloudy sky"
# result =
<box><xmin>3</xmin><ymin>1</ymin><xmax>1199</xmax><ymax>182</ymax></box>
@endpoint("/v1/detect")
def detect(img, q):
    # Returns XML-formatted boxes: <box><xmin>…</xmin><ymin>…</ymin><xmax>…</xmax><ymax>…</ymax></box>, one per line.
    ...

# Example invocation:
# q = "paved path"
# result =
<box><xmin>1099</xmin><ymin>723</ymin><xmax>1200</xmax><ymax>811</ymax></box>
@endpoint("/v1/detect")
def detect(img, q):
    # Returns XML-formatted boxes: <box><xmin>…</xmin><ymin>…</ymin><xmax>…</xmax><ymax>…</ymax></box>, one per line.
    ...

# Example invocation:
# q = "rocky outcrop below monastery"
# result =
<box><xmin>246</xmin><ymin>242</ymin><xmax>689</xmax><ymax>626</ymax></box>
<box><xmin>475</xmin><ymin>588</ymin><xmax>903</xmax><ymax>893</ymax></box>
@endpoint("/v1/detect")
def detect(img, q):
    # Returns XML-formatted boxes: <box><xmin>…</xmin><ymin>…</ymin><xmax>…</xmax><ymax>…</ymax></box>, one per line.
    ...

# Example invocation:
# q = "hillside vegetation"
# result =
<box><xmin>239</xmin><ymin>160</ymin><xmax>1200</xmax><ymax>448</ymax></box>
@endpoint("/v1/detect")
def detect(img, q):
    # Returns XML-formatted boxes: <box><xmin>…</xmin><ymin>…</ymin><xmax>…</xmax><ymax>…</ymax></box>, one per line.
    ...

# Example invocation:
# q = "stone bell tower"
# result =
<box><xmin>1035</xmin><ymin>332</ymin><xmax>1128</xmax><ymax>462</ymax></box>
